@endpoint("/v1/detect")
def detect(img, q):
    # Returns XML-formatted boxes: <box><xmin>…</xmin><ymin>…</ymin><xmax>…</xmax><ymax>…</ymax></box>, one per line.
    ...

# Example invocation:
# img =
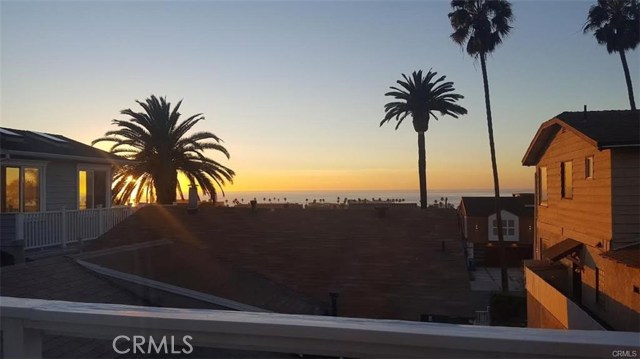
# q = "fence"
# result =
<box><xmin>2</xmin><ymin>296</ymin><xmax>638</xmax><ymax>359</ymax></box>
<box><xmin>20</xmin><ymin>206</ymin><xmax>135</xmax><ymax>250</ymax></box>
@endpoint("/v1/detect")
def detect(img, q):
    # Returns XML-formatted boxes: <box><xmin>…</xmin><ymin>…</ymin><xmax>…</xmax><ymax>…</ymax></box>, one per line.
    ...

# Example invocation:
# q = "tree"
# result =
<box><xmin>94</xmin><ymin>95</ymin><xmax>235</xmax><ymax>205</ymax></box>
<box><xmin>449</xmin><ymin>0</ymin><xmax>513</xmax><ymax>291</ymax></box>
<box><xmin>584</xmin><ymin>0</ymin><xmax>639</xmax><ymax>110</ymax></box>
<box><xmin>381</xmin><ymin>70</ymin><xmax>467</xmax><ymax>209</ymax></box>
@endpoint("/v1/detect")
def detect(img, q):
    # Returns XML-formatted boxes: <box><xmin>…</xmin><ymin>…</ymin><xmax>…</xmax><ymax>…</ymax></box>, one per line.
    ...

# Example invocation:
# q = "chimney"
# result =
<box><xmin>583</xmin><ymin>105</ymin><xmax>588</xmax><ymax>121</ymax></box>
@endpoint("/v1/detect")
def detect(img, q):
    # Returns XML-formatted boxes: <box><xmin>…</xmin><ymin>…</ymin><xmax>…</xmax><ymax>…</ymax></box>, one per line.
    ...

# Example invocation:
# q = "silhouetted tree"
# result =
<box><xmin>584</xmin><ymin>0</ymin><xmax>639</xmax><ymax>109</ymax></box>
<box><xmin>381</xmin><ymin>70</ymin><xmax>467</xmax><ymax>209</ymax></box>
<box><xmin>449</xmin><ymin>0</ymin><xmax>513</xmax><ymax>291</ymax></box>
<box><xmin>94</xmin><ymin>95</ymin><xmax>235</xmax><ymax>204</ymax></box>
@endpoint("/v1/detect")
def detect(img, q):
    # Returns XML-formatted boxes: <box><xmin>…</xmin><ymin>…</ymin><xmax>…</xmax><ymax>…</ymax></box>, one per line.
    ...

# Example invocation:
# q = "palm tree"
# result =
<box><xmin>94</xmin><ymin>95</ymin><xmax>235</xmax><ymax>205</ymax></box>
<box><xmin>584</xmin><ymin>0</ymin><xmax>639</xmax><ymax>110</ymax></box>
<box><xmin>381</xmin><ymin>70</ymin><xmax>467</xmax><ymax>209</ymax></box>
<box><xmin>449</xmin><ymin>0</ymin><xmax>513</xmax><ymax>292</ymax></box>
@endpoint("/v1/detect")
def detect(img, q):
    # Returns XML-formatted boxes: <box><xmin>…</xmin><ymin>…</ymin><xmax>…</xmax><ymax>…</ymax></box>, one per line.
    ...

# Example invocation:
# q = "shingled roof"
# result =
<box><xmin>459</xmin><ymin>195</ymin><xmax>534</xmax><ymax>218</ymax></box>
<box><xmin>0</xmin><ymin>256</ymin><xmax>294</xmax><ymax>358</ymax></box>
<box><xmin>601</xmin><ymin>243</ymin><xmax>640</xmax><ymax>269</ymax></box>
<box><xmin>522</xmin><ymin>110</ymin><xmax>640</xmax><ymax>166</ymax></box>
<box><xmin>86</xmin><ymin>205</ymin><xmax>474</xmax><ymax>321</ymax></box>
<box><xmin>0</xmin><ymin>127</ymin><xmax>129</xmax><ymax>164</ymax></box>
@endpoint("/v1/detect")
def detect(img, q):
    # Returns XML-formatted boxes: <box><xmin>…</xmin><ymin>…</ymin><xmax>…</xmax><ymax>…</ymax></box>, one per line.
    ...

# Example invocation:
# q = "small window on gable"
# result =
<box><xmin>585</xmin><ymin>156</ymin><xmax>594</xmax><ymax>179</ymax></box>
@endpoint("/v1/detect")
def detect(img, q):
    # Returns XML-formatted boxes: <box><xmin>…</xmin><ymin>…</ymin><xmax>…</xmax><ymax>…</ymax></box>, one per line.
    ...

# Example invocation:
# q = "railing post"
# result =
<box><xmin>99</xmin><ymin>206</ymin><xmax>105</xmax><ymax>235</ymax></box>
<box><xmin>61</xmin><ymin>207</ymin><xmax>67</xmax><ymax>248</ymax></box>
<box><xmin>15</xmin><ymin>213</ymin><xmax>24</xmax><ymax>241</ymax></box>
<box><xmin>1</xmin><ymin>318</ymin><xmax>43</xmax><ymax>359</ymax></box>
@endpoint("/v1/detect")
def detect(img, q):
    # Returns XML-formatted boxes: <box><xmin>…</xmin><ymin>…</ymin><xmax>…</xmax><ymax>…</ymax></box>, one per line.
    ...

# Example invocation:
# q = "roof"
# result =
<box><xmin>458</xmin><ymin>195</ymin><xmax>534</xmax><ymax>217</ymax></box>
<box><xmin>0</xmin><ymin>253</ymin><xmax>295</xmax><ymax>358</ymax></box>
<box><xmin>0</xmin><ymin>127</ymin><xmax>130</xmax><ymax>165</ymax></box>
<box><xmin>522</xmin><ymin>110</ymin><xmax>640</xmax><ymax>166</ymax></box>
<box><xmin>84</xmin><ymin>241</ymin><xmax>328</xmax><ymax>315</ymax></box>
<box><xmin>86</xmin><ymin>205</ymin><xmax>474</xmax><ymax>320</ymax></box>
<box><xmin>543</xmin><ymin>238</ymin><xmax>583</xmax><ymax>262</ymax></box>
<box><xmin>601</xmin><ymin>243</ymin><xmax>640</xmax><ymax>269</ymax></box>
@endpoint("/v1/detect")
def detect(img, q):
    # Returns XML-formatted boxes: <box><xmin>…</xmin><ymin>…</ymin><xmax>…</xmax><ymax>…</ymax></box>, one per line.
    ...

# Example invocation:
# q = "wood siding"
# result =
<box><xmin>536</xmin><ymin>129</ymin><xmax>612</xmax><ymax>248</ymax></box>
<box><xmin>581</xmin><ymin>246</ymin><xmax>640</xmax><ymax>332</ymax></box>
<box><xmin>45</xmin><ymin>161</ymin><xmax>77</xmax><ymax>211</ymax></box>
<box><xmin>611</xmin><ymin>147</ymin><xmax>640</xmax><ymax>247</ymax></box>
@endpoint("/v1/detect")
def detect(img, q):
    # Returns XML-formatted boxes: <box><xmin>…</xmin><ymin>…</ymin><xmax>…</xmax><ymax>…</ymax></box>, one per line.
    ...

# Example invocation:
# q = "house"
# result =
<box><xmin>458</xmin><ymin>194</ymin><xmax>534</xmax><ymax>267</ymax></box>
<box><xmin>521</xmin><ymin>109</ymin><xmax>640</xmax><ymax>331</ymax></box>
<box><xmin>0</xmin><ymin>127</ymin><xmax>133</xmax><ymax>263</ymax></box>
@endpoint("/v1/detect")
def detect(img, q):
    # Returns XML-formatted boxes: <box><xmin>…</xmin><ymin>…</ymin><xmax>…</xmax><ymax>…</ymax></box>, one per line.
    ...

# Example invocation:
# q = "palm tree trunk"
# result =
<box><xmin>619</xmin><ymin>51</ymin><xmax>636</xmax><ymax>110</ymax></box>
<box><xmin>418</xmin><ymin>131</ymin><xmax>427</xmax><ymax>209</ymax></box>
<box><xmin>155</xmin><ymin>168</ymin><xmax>178</xmax><ymax>204</ymax></box>
<box><xmin>480</xmin><ymin>53</ymin><xmax>509</xmax><ymax>292</ymax></box>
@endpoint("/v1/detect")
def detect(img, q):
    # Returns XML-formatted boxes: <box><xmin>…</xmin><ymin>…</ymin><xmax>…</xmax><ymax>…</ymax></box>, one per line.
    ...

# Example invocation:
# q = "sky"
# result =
<box><xmin>1</xmin><ymin>0</ymin><xmax>638</xmax><ymax>193</ymax></box>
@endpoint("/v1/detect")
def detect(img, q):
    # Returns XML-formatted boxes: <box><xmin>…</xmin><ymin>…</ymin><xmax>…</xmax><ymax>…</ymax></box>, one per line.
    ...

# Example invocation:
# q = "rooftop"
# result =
<box><xmin>84</xmin><ymin>205</ymin><xmax>473</xmax><ymax>321</ymax></box>
<box><xmin>522</xmin><ymin>109</ymin><xmax>640</xmax><ymax>166</ymax></box>
<box><xmin>0</xmin><ymin>127</ymin><xmax>129</xmax><ymax>164</ymax></box>
<box><xmin>458</xmin><ymin>195</ymin><xmax>534</xmax><ymax>217</ymax></box>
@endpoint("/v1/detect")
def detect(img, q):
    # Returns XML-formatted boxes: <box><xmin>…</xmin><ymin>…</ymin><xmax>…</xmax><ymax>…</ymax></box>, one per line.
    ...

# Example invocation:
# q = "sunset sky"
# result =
<box><xmin>1</xmin><ymin>1</ymin><xmax>637</xmax><ymax>193</ymax></box>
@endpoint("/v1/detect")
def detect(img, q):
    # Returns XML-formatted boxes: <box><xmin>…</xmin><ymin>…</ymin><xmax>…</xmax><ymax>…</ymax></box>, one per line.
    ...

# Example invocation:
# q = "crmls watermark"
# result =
<box><xmin>112</xmin><ymin>335</ymin><xmax>193</xmax><ymax>355</ymax></box>
<box><xmin>612</xmin><ymin>350</ymin><xmax>638</xmax><ymax>358</ymax></box>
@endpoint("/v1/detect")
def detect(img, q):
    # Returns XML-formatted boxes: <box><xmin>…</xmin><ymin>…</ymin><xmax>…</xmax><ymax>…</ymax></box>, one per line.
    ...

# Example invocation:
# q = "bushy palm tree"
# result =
<box><xmin>94</xmin><ymin>95</ymin><xmax>235</xmax><ymax>205</ymax></box>
<box><xmin>584</xmin><ymin>0</ymin><xmax>639</xmax><ymax>110</ymax></box>
<box><xmin>381</xmin><ymin>70</ymin><xmax>467</xmax><ymax>209</ymax></box>
<box><xmin>449</xmin><ymin>0</ymin><xmax>513</xmax><ymax>291</ymax></box>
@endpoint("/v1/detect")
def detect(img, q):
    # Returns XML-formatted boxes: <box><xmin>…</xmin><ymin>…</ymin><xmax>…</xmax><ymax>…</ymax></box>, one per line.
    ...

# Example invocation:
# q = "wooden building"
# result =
<box><xmin>522</xmin><ymin>109</ymin><xmax>640</xmax><ymax>331</ymax></box>
<box><xmin>458</xmin><ymin>194</ymin><xmax>534</xmax><ymax>267</ymax></box>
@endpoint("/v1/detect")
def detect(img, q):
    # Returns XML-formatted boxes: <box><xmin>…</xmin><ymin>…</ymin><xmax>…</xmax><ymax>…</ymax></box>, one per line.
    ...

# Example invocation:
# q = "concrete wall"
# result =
<box><xmin>525</xmin><ymin>265</ymin><xmax>605</xmax><ymax>330</ymax></box>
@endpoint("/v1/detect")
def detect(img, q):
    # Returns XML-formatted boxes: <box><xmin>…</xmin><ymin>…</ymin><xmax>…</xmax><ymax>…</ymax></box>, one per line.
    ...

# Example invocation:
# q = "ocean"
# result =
<box><xmin>219</xmin><ymin>189</ymin><xmax>533</xmax><ymax>207</ymax></box>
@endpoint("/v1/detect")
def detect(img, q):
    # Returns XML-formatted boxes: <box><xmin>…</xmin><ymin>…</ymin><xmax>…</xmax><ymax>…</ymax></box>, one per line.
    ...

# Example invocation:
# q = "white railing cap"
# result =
<box><xmin>1</xmin><ymin>296</ymin><xmax>638</xmax><ymax>358</ymax></box>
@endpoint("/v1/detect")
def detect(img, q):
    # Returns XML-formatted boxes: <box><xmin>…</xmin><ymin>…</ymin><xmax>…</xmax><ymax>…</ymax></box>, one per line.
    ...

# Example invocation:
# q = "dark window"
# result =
<box><xmin>538</xmin><ymin>167</ymin><xmax>548</xmax><ymax>205</ymax></box>
<box><xmin>561</xmin><ymin>161</ymin><xmax>573</xmax><ymax>199</ymax></box>
<box><xmin>585</xmin><ymin>156</ymin><xmax>594</xmax><ymax>179</ymax></box>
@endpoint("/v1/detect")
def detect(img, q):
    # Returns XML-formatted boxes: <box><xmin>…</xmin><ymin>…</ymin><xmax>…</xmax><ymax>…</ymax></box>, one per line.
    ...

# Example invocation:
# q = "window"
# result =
<box><xmin>561</xmin><ymin>161</ymin><xmax>573</xmax><ymax>199</ymax></box>
<box><xmin>538</xmin><ymin>167</ymin><xmax>548</xmax><ymax>205</ymax></box>
<box><xmin>585</xmin><ymin>156</ymin><xmax>594</xmax><ymax>179</ymax></box>
<box><xmin>79</xmin><ymin>169</ymin><xmax>107</xmax><ymax>210</ymax></box>
<box><xmin>1</xmin><ymin>166</ymin><xmax>41</xmax><ymax>212</ymax></box>
<box><xmin>596</xmin><ymin>268</ymin><xmax>605</xmax><ymax>309</ymax></box>
<box><xmin>492</xmin><ymin>219</ymin><xmax>515</xmax><ymax>236</ymax></box>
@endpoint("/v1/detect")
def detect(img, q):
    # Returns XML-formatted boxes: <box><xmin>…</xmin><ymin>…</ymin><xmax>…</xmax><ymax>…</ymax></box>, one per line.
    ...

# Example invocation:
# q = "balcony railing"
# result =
<box><xmin>17</xmin><ymin>206</ymin><xmax>135</xmax><ymax>250</ymax></box>
<box><xmin>1</xmin><ymin>296</ymin><xmax>638</xmax><ymax>359</ymax></box>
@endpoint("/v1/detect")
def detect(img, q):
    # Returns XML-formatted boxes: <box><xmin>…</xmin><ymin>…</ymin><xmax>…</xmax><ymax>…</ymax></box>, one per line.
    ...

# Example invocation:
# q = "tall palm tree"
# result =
<box><xmin>381</xmin><ymin>70</ymin><xmax>467</xmax><ymax>209</ymax></box>
<box><xmin>94</xmin><ymin>95</ymin><xmax>235</xmax><ymax>205</ymax></box>
<box><xmin>449</xmin><ymin>0</ymin><xmax>513</xmax><ymax>291</ymax></box>
<box><xmin>584</xmin><ymin>0</ymin><xmax>639</xmax><ymax>110</ymax></box>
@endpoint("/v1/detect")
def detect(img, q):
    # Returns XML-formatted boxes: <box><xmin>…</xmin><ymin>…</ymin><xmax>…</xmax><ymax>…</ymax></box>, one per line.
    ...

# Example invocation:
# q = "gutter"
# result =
<box><xmin>1</xmin><ymin>149</ymin><xmax>135</xmax><ymax>165</ymax></box>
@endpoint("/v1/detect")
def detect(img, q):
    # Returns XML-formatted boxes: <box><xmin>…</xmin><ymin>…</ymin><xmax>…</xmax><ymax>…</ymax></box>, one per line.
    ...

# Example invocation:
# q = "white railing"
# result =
<box><xmin>1</xmin><ymin>297</ymin><xmax>638</xmax><ymax>359</ymax></box>
<box><xmin>21</xmin><ymin>206</ymin><xmax>135</xmax><ymax>250</ymax></box>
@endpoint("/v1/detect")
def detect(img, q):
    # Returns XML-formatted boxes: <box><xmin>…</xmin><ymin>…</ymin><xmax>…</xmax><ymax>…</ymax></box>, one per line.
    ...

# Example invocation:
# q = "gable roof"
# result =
<box><xmin>0</xmin><ymin>127</ymin><xmax>130</xmax><ymax>165</ymax></box>
<box><xmin>459</xmin><ymin>195</ymin><xmax>534</xmax><ymax>217</ymax></box>
<box><xmin>522</xmin><ymin>110</ymin><xmax>640</xmax><ymax>166</ymax></box>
